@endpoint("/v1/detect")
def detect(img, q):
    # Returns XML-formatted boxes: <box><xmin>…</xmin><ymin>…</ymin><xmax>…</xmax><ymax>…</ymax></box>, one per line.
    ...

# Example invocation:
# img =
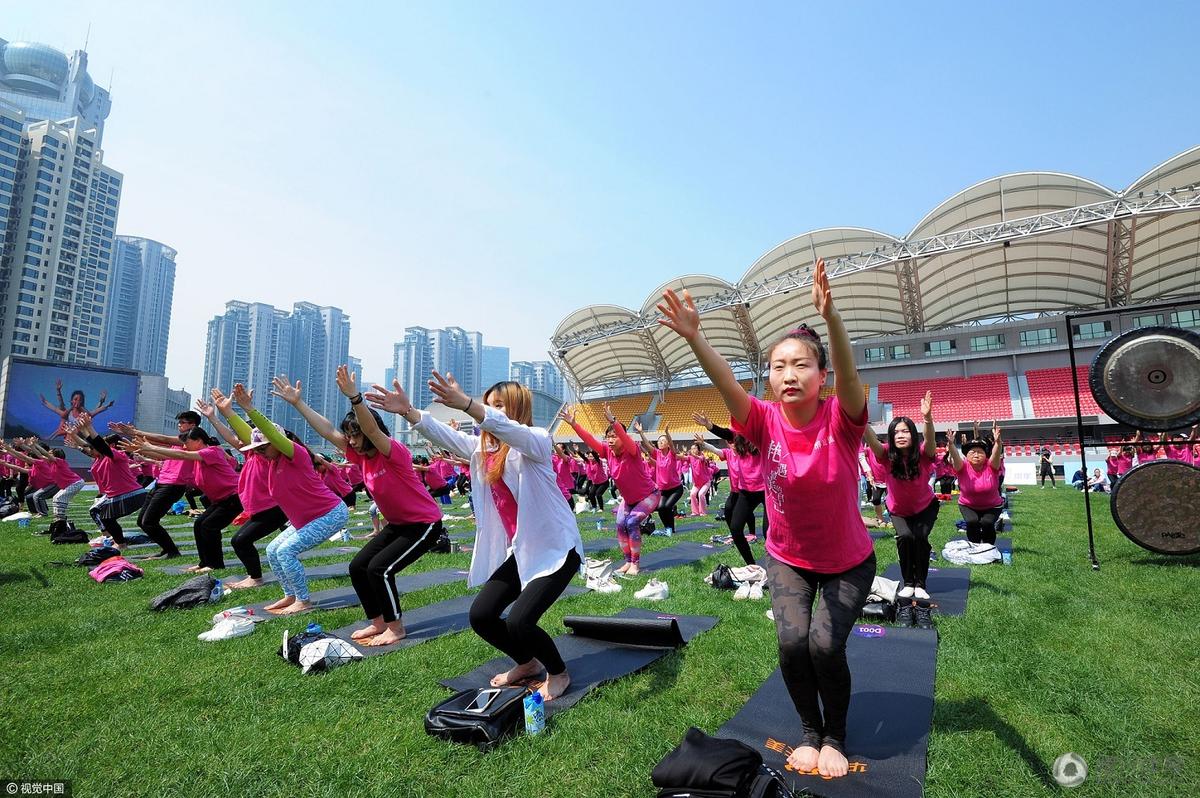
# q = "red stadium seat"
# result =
<box><xmin>1025</xmin><ymin>366</ymin><xmax>1102</xmax><ymax>418</ymax></box>
<box><xmin>876</xmin><ymin>373</ymin><xmax>1012</xmax><ymax>422</ymax></box>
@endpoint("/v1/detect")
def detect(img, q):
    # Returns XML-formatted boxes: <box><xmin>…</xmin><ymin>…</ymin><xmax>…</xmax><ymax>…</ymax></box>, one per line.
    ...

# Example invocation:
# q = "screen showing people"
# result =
<box><xmin>2</xmin><ymin>359</ymin><xmax>139</xmax><ymax>440</ymax></box>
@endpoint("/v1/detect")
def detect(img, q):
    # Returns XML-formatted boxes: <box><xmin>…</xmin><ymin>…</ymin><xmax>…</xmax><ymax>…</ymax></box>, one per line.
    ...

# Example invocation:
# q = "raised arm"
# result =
<box><xmin>429</xmin><ymin>370</ymin><xmax>551</xmax><ymax>462</ymax></box>
<box><xmin>920</xmin><ymin>390</ymin><xmax>937</xmax><ymax>461</ymax></box>
<box><xmin>862</xmin><ymin>426</ymin><xmax>886</xmax><ymax>460</ymax></box>
<box><xmin>811</xmin><ymin>258</ymin><xmax>865</xmax><ymax>419</ymax></box>
<box><xmin>946</xmin><ymin>425</ymin><xmax>964</xmax><ymax>471</ymax></box>
<box><xmin>559</xmin><ymin>405</ymin><xmax>607</xmax><ymax>456</ymax></box>
<box><xmin>989</xmin><ymin>421</ymin><xmax>1004</xmax><ymax>470</ymax></box>
<box><xmin>602</xmin><ymin>403</ymin><xmax>639</xmax><ymax>455</ymax></box>
<box><xmin>658</xmin><ymin>289</ymin><xmax>752</xmax><ymax>425</ymax></box>
<box><xmin>195</xmin><ymin>399</ymin><xmax>243</xmax><ymax>451</ymax></box>
<box><xmin>632</xmin><ymin>418</ymin><xmax>656</xmax><ymax>457</ymax></box>
<box><xmin>337</xmin><ymin>364</ymin><xmax>390</xmax><ymax>457</ymax></box>
<box><xmin>123</xmin><ymin>439</ymin><xmax>201</xmax><ymax>462</ymax></box>
<box><xmin>107</xmin><ymin>422</ymin><xmax>181</xmax><ymax>447</ymax></box>
<box><xmin>271</xmin><ymin>375</ymin><xmax>345</xmax><ymax>450</ymax></box>
<box><xmin>694</xmin><ymin>432</ymin><xmax>722</xmax><ymax>456</ymax></box>
<box><xmin>210</xmin><ymin>388</ymin><xmax>254</xmax><ymax>445</ymax></box>
<box><xmin>368</xmin><ymin>376</ymin><xmax>478</xmax><ymax>460</ymax></box>
<box><xmin>234</xmin><ymin>383</ymin><xmax>295</xmax><ymax>459</ymax></box>
<box><xmin>1</xmin><ymin>441</ymin><xmax>37</xmax><ymax>465</ymax></box>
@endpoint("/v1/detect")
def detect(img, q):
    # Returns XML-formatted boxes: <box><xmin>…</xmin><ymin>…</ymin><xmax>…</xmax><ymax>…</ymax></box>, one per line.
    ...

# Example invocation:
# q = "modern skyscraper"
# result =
<box><xmin>0</xmin><ymin>39</ymin><xmax>113</xmax><ymax>145</ymax></box>
<box><xmin>202</xmin><ymin>300</ymin><xmax>350</xmax><ymax>448</ymax></box>
<box><xmin>393</xmin><ymin>326</ymin><xmax>483</xmax><ymax>416</ymax></box>
<box><xmin>481</xmin><ymin>345</ymin><xmax>510</xmax><ymax>389</ymax></box>
<box><xmin>102</xmin><ymin>236</ymin><xmax>176</xmax><ymax>375</ymax></box>
<box><xmin>0</xmin><ymin>107</ymin><xmax>122</xmax><ymax>364</ymax></box>
<box><xmin>511</xmin><ymin>360</ymin><xmax>567</xmax><ymax>400</ymax></box>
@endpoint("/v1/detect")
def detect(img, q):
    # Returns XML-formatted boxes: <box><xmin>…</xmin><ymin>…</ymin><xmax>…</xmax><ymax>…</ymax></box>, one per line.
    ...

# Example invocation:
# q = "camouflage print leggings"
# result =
<box><xmin>766</xmin><ymin>549</ymin><xmax>876</xmax><ymax>753</ymax></box>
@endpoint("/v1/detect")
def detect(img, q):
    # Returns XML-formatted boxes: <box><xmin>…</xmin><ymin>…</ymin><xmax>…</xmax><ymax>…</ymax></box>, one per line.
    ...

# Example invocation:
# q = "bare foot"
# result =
<box><xmin>226</xmin><ymin>577</ymin><xmax>264</xmax><ymax>590</ymax></box>
<box><xmin>181</xmin><ymin>565</ymin><xmax>201</xmax><ymax>573</ymax></box>
<box><xmin>264</xmin><ymin>596</ymin><xmax>296</xmax><ymax>612</ymax></box>
<box><xmin>625</xmin><ymin>564</ymin><xmax>640</xmax><ymax>577</ymax></box>
<box><xmin>490</xmin><ymin>659</ymin><xmax>544</xmax><ymax>687</ymax></box>
<box><xmin>817</xmin><ymin>745</ymin><xmax>848</xmax><ymax>778</ymax></box>
<box><xmin>195</xmin><ymin>566</ymin><xmax>213</xmax><ymax>574</ymax></box>
<box><xmin>787</xmin><ymin>744</ymin><xmax>820</xmax><ymax>773</ymax></box>
<box><xmin>365</xmin><ymin>627</ymin><xmax>406</xmax><ymax>646</ymax></box>
<box><xmin>615</xmin><ymin>562</ymin><xmax>631</xmax><ymax>574</ymax></box>
<box><xmin>273</xmin><ymin>599</ymin><xmax>315</xmax><ymax>615</ymax></box>
<box><xmin>539</xmin><ymin>671</ymin><xmax>571</xmax><ymax>701</ymax></box>
<box><xmin>350</xmin><ymin>623</ymin><xmax>385</xmax><ymax>640</ymax></box>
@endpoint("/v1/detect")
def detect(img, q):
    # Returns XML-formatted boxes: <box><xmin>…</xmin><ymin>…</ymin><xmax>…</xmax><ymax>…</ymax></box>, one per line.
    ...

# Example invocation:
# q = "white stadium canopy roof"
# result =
<box><xmin>551</xmin><ymin>145</ymin><xmax>1200</xmax><ymax>392</ymax></box>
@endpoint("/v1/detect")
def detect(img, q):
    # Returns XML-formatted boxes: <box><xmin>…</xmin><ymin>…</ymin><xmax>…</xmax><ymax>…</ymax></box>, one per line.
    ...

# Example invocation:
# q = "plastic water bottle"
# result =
<box><xmin>305</xmin><ymin>622</ymin><xmax>323</xmax><ymax>635</ymax></box>
<box><xmin>1001</xmin><ymin>550</ymin><xmax>1012</xmax><ymax>566</ymax></box>
<box><xmin>595</xmin><ymin>520</ymin><xmax>603</xmax><ymax>532</ymax></box>
<box><xmin>523</xmin><ymin>690</ymin><xmax>545</xmax><ymax>735</ymax></box>
<box><xmin>101</xmin><ymin>535</ymin><xmax>113</xmax><ymax>548</ymax></box>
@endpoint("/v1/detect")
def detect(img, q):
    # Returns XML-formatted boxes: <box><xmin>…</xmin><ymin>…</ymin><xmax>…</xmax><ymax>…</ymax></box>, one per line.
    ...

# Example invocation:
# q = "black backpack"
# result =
<box><xmin>431</xmin><ymin>531</ymin><xmax>452</xmax><ymax>554</ymax></box>
<box><xmin>76</xmin><ymin>546</ymin><xmax>122</xmax><ymax>567</ymax></box>
<box><xmin>424</xmin><ymin>686</ymin><xmax>530</xmax><ymax>750</ymax></box>
<box><xmin>50</xmin><ymin>521</ymin><xmax>88</xmax><ymax>544</ymax></box>
<box><xmin>280</xmin><ymin>629</ymin><xmax>336</xmax><ymax>666</ymax></box>
<box><xmin>148</xmin><ymin>574</ymin><xmax>222</xmax><ymax>611</ymax></box>
<box><xmin>641</xmin><ymin>517</ymin><xmax>656</xmax><ymax>534</ymax></box>
<box><xmin>652</xmin><ymin>727</ymin><xmax>794</xmax><ymax>798</ymax></box>
<box><xmin>708</xmin><ymin>564</ymin><xmax>739</xmax><ymax>591</ymax></box>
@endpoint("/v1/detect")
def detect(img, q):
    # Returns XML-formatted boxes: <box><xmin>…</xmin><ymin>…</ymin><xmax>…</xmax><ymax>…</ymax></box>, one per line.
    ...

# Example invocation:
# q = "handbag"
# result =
<box><xmin>652</xmin><ymin>727</ymin><xmax>794</xmax><ymax>798</ymax></box>
<box><xmin>424</xmin><ymin>686</ymin><xmax>530</xmax><ymax>750</ymax></box>
<box><xmin>860</xmin><ymin>599</ymin><xmax>895</xmax><ymax>622</ymax></box>
<box><xmin>707</xmin><ymin>564</ymin><xmax>739</xmax><ymax>591</ymax></box>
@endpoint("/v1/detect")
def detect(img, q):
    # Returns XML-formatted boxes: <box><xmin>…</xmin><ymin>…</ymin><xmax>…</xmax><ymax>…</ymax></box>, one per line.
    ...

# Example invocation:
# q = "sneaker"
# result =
<box><xmin>211</xmin><ymin>606</ymin><xmax>265</xmax><ymax>625</ymax></box>
<box><xmin>765</xmin><ymin>609</ymin><xmax>775</xmax><ymax>621</ymax></box>
<box><xmin>894</xmin><ymin>602</ymin><xmax>916</xmax><ymax>627</ymax></box>
<box><xmin>198</xmin><ymin>617</ymin><xmax>255</xmax><ymax>642</ymax></box>
<box><xmin>587</xmin><ymin>576</ymin><xmax>622</xmax><ymax>594</ymax></box>
<box><xmin>897</xmin><ymin>585</ymin><xmax>915</xmax><ymax>599</ymax></box>
<box><xmin>913</xmin><ymin>586</ymin><xmax>930</xmax><ymax>601</ymax></box>
<box><xmin>663</xmin><ymin>528</ymin><xmax>674</xmax><ymax>537</ymax></box>
<box><xmin>748</xmin><ymin>582</ymin><xmax>765</xmax><ymax>601</ymax></box>
<box><xmin>914</xmin><ymin>604</ymin><xmax>935</xmax><ymax>630</ymax></box>
<box><xmin>634</xmin><ymin>579</ymin><xmax>669</xmax><ymax>600</ymax></box>
<box><xmin>733</xmin><ymin>582</ymin><xmax>752</xmax><ymax>600</ymax></box>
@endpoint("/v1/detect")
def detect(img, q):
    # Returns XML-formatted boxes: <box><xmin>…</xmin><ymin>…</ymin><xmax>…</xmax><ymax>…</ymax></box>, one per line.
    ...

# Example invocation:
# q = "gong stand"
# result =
<box><xmin>1067</xmin><ymin>296</ymin><xmax>1200</xmax><ymax>571</ymax></box>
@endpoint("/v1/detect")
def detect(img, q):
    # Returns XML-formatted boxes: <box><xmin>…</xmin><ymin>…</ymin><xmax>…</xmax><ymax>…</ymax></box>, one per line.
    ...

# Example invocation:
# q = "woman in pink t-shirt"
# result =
<box><xmin>551</xmin><ymin>444</ymin><xmax>577</xmax><ymax>506</ymax></box>
<box><xmin>3</xmin><ymin>438</ymin><xmax>84</xmax><ymax>533</ymax></box>
<box><xmin>127</xmin><ymin>427</ymin><xmax>244</xmax><ymax>573</ymax></box>
<box><xmin>564</xmin><ymin>402</ymin><xmax>660</xmax><ymax>576</ymax></box>
<box><xmin>634</xmin><ymin>420</ymin><xmax>685</xmax><ymax>537</ymax></box>
<box><xmin>945</xmin><ymin>421</ymin><xmax>1005</xmax><ymax>545</ymax></box>
<box><xmin>581</xmin><ymin>450</ymin><xmax>608</xmax><ymax>511</ymax></box>
<box><xmin>683</xmin><ymin>440</ymin><xmax>714</xmax><ymax>517</ymax></box>
<box><xmin>659</xmin><ymin>257</ymin><xmax>874</xmax><ymax>780</ymax></box>
<box><xmin>64</xmin><ymin>412</ymin><xmax>147</xmax><ymax>548</ymax></box>
<box><xmin>863</xmin><ymin>391</ymin><xmax>940</xmax><ymax>602</ymax></box>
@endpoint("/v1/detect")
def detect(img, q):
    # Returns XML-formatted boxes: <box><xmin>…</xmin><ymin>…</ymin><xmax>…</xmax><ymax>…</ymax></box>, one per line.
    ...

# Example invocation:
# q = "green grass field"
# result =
<box><xmin>1</xmin><ymin>487</ymin><xmax>1197</xmax><ymax>798</ymax></box>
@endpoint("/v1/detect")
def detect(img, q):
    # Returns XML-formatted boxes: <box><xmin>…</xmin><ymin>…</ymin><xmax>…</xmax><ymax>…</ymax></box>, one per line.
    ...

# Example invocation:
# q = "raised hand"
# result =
<box><xmin>55</xmin><ymin>378</ymin><xmax>63</xmax><ymax>391</ymax></box>
<box><xmin>271</xmin><ymin>375</ymin><xmax>302</xmax><ymax>405</ymax></box>
<box><xmin>109</xmin><ymin>421</ymin><xmax>135</xmax><ymax>435</ymax></box>
<box><xmin>210</xmin><ymin>387</ymin><xmax>234</xmax><ymax>415</ymax></box>
<box><xmin>195</xmin><ymin>399</ymin><xmax>216</xmax><ymax>420</ymax></box>
<box><xmin>992</xmin><ymin>420</ymin><xmax>1002</xmax><ymax>441</ymax></box>
<box><xmin>558</xmin><ymin>406</ymin><xmax>576</xmax><ymax>426</ymax></box>
<box><xmin>336</xmin><ymin>364</ymin><xmax>358</xmax><ymax>398</ymax></box>
<box><xmin>448</xmin><ymin>419</ymin><xmax>460</xmax><ymax>431</ymax></box>
<box><xmin>632</xmin><ymin>418</ymin><xmax>643</xmax><ymax>434</ymax></box>
<box><xmin>811</xmin><ymin>257</ymin><xmax>834</xmax><ymax>320</ymax></box>
<box><xmin>656</xmin><ymin>288</ymin><xmax>701</xmax><ymax>340</ymax></box>
<box><xmin>602</xmin><ymin>402</ymin><xmax>616</xmax><ymax>424</ymax></box>
<box><xmin>691</xmin><ymin>412</ymin><xmax>711</xmax><ymax>429</ymax></box>
<box><xmin>429</xmin><ymin>371</ymin><xmax>470</xmax><ymax>411</ymax></box>
<box><xmin>920</xmin><ymin>390</ymin><xmax>933</xmax><ymax>422</ymax></box>
<box><xmin>97</xmin><ymin>389</ymin><xmax>108</xmax><ymax>405</ymax></box>
<box><xmin>232</xmin><ymin>383</ymin><xmax>254</xmax><ymax>409</ymax></box>
<box><xmin>364</xmin><ymin>379</ymin><xmax>413</xmax><ymax>415</ymax></box>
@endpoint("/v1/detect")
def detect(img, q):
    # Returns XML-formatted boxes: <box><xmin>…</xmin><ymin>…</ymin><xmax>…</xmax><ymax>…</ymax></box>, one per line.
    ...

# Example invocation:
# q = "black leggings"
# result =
<box><xmin>657</xmin><ymin>484</ymin><xmax>684</xmax><ymax>530</ymax></box>
<box><xmin>766</xmin><ymin>549</ymin><xmax>876</xmax><ymax>753</ymax></box>
<box><xmin>137</xmin><ymin>483</ymin><xmax>187</xmax><ymax>556</ymax></box>
<box><xmin>587</xmin><ymin>480</ymin><xmax>609</xmax><ymax>511</ymax></box>
<box><xmin>730</xmin><ymin>490</ymin><xmax>768</xmax><ymax>566</ymax></box>
<box><xmin>722</xmin><ymin>490</ymin><xmax>749</xmax><ymax>532</ymax></box>
<box><xmin>428</xmin><ymin>484</ymin><xmax>452</xmax><ymax>500</ymax></box>
<box><xmin>892</xmin><ymin>498</ymin><xmax>940</xmax><ymax>588</ymax></box>
<box><xmin>230</xmin><ymin>506</ymin><xmax>289</xmax><ymax>579</ymax></box>
<box><xmin>26</xmin><ymin>485</ymin><xmax>58</xmax><ymax>515</ymax></box>
<box><xmin>192</xmin><ymin>494</ymin><xmax>243</xmax><ymax>569</ymax></box>
<box><xmin>1039</xmin><ymin>468</ymin><xmax>1055</xmax><ymax>487</ymax></box>
<box><xmin>936</xmin><ymin>476</ymin><xmax>955</xmax><ymax>494</ymax></box>
<box><xmin>349</xmin><ymin>520</ymin><xmax>442</xmax><ymax>623</ymax></box>
<box><xmin>959</xmin><ymin>505</ymin><xmax>1000</xmax><ymax>545</ymax></box>
<box><xmin>469</xmin><ymin>549</ymin><xmax>582</xmax><ymax>676</ymax></box>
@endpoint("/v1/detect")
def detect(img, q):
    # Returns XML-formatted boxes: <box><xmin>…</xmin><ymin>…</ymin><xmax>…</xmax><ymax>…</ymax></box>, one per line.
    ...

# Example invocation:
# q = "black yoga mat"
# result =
<box><xmin>440</xmin><ymin>608</ymin><xmax>718</xmax><ymax>715</ymax></box>
<box><xmin>718</xmin><ymin>623</ymin><xmax>938</xmax><ymax>798</ymax></box>
<box><xmin>882</xmin><ymin>563</ymin><xmax>970</xmax><ymax>616</ymax></box>
<box><xmin>325</xmin><ymin>586</ymin><xmax>589</xmax><ymax>659</ymax></box>
<box><xmin>243</xmin><ymin>567</ymin><xmax>468</xmax><ymax>614</ymax></box>
<box><xmin>637</xmin><ymin>541</ymin><xmax>720</xmax><ymax>572</ymax></box>
<box><xmin>158</xmin><ymin>546</ymin><xmax>360</xmax><ymax>573</ymax></box>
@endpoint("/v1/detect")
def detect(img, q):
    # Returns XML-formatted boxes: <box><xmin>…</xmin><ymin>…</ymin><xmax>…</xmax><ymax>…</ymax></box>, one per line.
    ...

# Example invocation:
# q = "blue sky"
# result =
<box><xmin>6</xmin><ymin>1</ymin><xmax>1199</xmax><ymax>396</ymax></box>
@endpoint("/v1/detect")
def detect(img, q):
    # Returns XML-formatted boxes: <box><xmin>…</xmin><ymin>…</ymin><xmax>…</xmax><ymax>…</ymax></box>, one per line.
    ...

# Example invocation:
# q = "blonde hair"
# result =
<box><xmin>480</xmin><ymin>381</ymin><xmax>533</xmax><ymax>485</ymax></box>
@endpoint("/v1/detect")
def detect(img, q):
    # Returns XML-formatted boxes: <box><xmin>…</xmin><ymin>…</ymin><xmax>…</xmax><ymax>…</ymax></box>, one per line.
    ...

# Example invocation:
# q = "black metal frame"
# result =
<box><xmin>1066</xmin><ymin>295</ymin><xmax>1200</xmax><ymax>571</ymax></box>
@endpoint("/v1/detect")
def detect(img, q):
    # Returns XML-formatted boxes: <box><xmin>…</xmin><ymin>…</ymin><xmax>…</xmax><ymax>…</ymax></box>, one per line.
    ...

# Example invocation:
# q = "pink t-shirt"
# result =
<box><xmin>344</xmin><ymin>462</ymin><xmax>363</xmax><ymax>486</ymax></box>
<box><xmin>48</xmin><ymin>458</ymin><xmax>82</xmax><ymax>489</ymax></box>
<box><xmin>237</xmin><ymin>453</ymin><xmax>275</xmax><ymax>515</ymax></box>
<box><xmin>1164</xmin><ymin>444</ymin><xmax>1194</xmax><ymax>464</ymax></box>
<box><xmin>578</xmin><ymin>423</ymin><xmax>656</xmax><ymax>504</ymax></box>
<box><xmin>488</xmin><ymin>453</ymin><xmax>519</xmax><ymax>542</ymax></box>
<box><xmin>956</xmin><ymin>461</ymin><xmax>1003</xmax><ymax>510</ymax></box>
<box><xmin>719</xmin><ymin>449</ymin><xmax>742</xmax><ymax>491</ymax></box>
<box><xmin>432</xmin><ymin>459</ymin><xmax>456</xmax><ymax>481</ymax></box>
<box><xmin>157</xmin><ymin>451</ymin><xmax>195</xmax><ymax>487</ymax></box>
<box><xmin>736</xmin><ymin>449</ymin><xmax>764</xmax><ymax>492</ymax></box>
<box><xmin>551</xmin><ymin>454</ymin><xmax>574</xmax><ymax>497</ymax></box>
<box><xmin>732</xmin><ymin>395</ymin><xmax>873</xmax><ymax>574</ymax></box>
<box><xmin>194</xmin><ymin>446</ymin><xmax>240</xmax><ymax>502</ymax></box>
<box><xmin>28</xmin><ymin>459</ymin><xmax>55</xmax><ymax>490</ymax></box>
<box><xmin>91</xmin><ymin>450</ymin><xmax>142</xmax><ymax>497</ymax></box>
<box><xmin>584</xmin><ymin>459</ymin><xmax>606</xmax><ymax>484</ymax></box>
<box><xmin>266</xmin><ymin>442</ymin><xmax>343</xmax><ymax>529</ymax></box>
<box><xmin>876</xmin><ymin>445</ymin><xmax>936</xmax><ymax>517</ymax></box>
<box><xmin>422</xmin><ymin>465</ymin><xmax>447</xmax><ymax>490</ymax></box>
<box><xmin>321</xmin><ymin>464</ymin><xmax>353</xmax><ymax>497</ymax></box>
<box><xmin>346</xmin><ymin>440</ymin><xmax>441</xmax><ymax>526</ymax></box>
<box><xmin>933</xmin><ymin>458</ymin><xmax>956</xmax><ymax>479</ymax></box>
<box><xmin>687</xmin><ymin>455</ymin><xmax>712</xmax><ymax>488</ymax></box>
<box><xmin>654</xmin><ymin>448</ymin><xmax>682</xmax><ymax>490</ymax></box>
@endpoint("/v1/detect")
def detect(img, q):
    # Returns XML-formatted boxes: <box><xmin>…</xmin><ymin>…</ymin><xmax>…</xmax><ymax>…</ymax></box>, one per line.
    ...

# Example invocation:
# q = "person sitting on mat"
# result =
<box><xmin>862</xmin><ymin>391</ymin><xmax>940</xmax><ymax>601</ymax></box>
<box><xmin>231</xmin><ymin>383</ymin><xmax>350</xmax><ymax>615</ymax></box>
<box><xmin>273</xmin><ymin>365</ymin><xmax>443</xmax><ymax>645</ymax></box>
<box><xmin>945</xmin><ymin>423</ymin><xmax>1005</xmax><ymax>544</ymax></box>
<box><xmin>658</xmin><ymin>257</ymin><xmax>875</xmax><ymax>780</ymax></box>
<box><xmin>368</xmin><ymin>372</ymin><xmax>584</xmax><ymax>700</ymax></box>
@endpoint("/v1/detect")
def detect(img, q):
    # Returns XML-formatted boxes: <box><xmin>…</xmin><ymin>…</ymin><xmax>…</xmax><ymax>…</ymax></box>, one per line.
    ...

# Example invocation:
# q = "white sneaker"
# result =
<box><xmin>211</xmin><ymin>606</ymin><xmax>265</xmax><ymax>625</ymax></box>
<box><xmin>748</xmin><ymin>582</ymin><xmax>764</xmax><ymax>601</ymax></box>
<box><xmin>914</xmin><ymin>587</ymin><xmax>930</xmax><ymax>601</ymax></box>
<box><xmin>198</xmin><ymin>617</ymin><xmax>255</xmax><ymax>642</ymax></box>
<box><xmin>606</xmin><ymin>498</ymin><xmax>618</xmax><ymax>506</ymax></box>
<box><xmin>999</xmin><ymin>511</ymin><xmax>1011</xmax><ymax>521</ymax></box>
<box><xmin>765</xmin><ymin>609</ymin><xmax>775</xmax><ymax>621</ymax></box>
<box><xmin>897</xmin><ymin>585</ymin><xmax>915</xmax><ymax>599</ymax></box>
<box><xmin>663</xmin><ymin>528</ymin><xmax>674</xmax><ymax>537</ymax></box>
<box><xmin>587</xmin><ymin>576</ymin><xmax>622</xmax><ymax>593</ymax></box>
<box><xmin>733</xmin><ymin>582</ymin><xmax>752</xmax><ymax>600</ymax></box>
<box><xmin>635</xmin><ymin>579</ymin><xmax>669</xmax><ymax>600</ymax></box>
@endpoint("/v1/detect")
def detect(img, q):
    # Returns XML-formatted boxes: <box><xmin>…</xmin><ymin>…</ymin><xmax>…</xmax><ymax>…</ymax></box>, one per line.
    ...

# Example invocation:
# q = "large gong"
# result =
<box><xmin>1089</xmin><ymin>326</ymin><xmax>1200</xmax><ymax>431</ymax></box>
<box><xmin>1110</xmin><ymin>460</ymin><xmax>1200</xmax><ymax>555</ymax></box>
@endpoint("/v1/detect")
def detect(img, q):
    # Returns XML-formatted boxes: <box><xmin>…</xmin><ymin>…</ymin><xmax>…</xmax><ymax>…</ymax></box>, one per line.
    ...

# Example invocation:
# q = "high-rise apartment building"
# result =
<box><xmin>202</xmin><ymin>300</ymin><xmax>350</xmax><ymax>449</ymax></box>
<box><xmin>0</xmin><ymin>105</ymin><xmax>122</xmax><ymax>364</ymax></box>
<box><xmin>0</xmin><ymin>39</ymin><xmax>113</xmax><ymax>145</ymax></box>
<box><xmin>511</xmin><ymin>360</ymin><xmax>566</xmax><ymax>400</ymax></box>
<box><xmin>102</xmin><ymin>236</ymin><xmax>175</xmax><ymax>375</ymax></box>
<box><xmin>393</xmin><ymin>326</ymin><xmax>483</xmax><ymax>415</ymax></box>
<box><xmin>481</xmin><ymin>345</ymin><xmax>509</xmax><ymax>389</ymax></box>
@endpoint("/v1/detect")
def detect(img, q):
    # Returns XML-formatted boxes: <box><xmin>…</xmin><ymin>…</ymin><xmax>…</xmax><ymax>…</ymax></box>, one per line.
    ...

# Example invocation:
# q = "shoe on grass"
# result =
<box><xmin>733</xmin><ymin>582</ymin><xmax>752</xmax><ymax>600</ymax></box>
<box><xmin>914</xmin><ymin>604</ymin><xmax>935</xmax><ymax>630</ymax></box>
<box><xmin>198</xmin><ymin>617</ymin><xmax>255</xmax><ymax>642</ymax></box>
<box><xmin>895</xmin><ymin>603</ymin><xmax>916</xmax><ymax>627</ymax></box>
<box><xmin>634</xmin><ymin>579</ymin><xmax>668</xmax><ymax>601</ymax></box>
<box><xmin>748</xmin><ymin>582</ymin><xmax>764</xmax><ymax>600</ymax></box>
<box><xmin>587</xmin><ymin>576</ymin><xmax>621</xmax><ymax>594</ymax></box>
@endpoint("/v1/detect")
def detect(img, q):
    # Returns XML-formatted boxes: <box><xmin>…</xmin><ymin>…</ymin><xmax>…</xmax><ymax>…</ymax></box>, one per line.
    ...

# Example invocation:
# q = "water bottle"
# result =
<box><xmin>1001</xmin><ymin>550</ymin><xmax>1012</xmax><ymax>566</ymax></box>
<box><xmin>101</xmin><ymin>535</ymin><xmax>114</xmax><ymax>548</ymax></box>
<box><xmin>523</xmin><ymin>690</ymin><xmax>545</xmax><ymax>735</ymax></box>
<box><xmin>305</xmin><ymin>622</ymin><xmax>323</xmax><ymax>635</ymax></box>
<box><xmin>595</xmin><ymin>520</ymin><xmax>603</xmax><ymax>532</ymax></box>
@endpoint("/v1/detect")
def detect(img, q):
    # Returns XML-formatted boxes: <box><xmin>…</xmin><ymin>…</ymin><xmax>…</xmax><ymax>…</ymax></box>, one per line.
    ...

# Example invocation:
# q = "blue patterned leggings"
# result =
<box><xmin>265</xmin><ymin>503</ymin><xmax>350</xmax><ymax>601</ymax></box>
<box><xmin>615</xmin><ymin>490</ymin><xmax>659</xmax><ymax>564</ymax></box>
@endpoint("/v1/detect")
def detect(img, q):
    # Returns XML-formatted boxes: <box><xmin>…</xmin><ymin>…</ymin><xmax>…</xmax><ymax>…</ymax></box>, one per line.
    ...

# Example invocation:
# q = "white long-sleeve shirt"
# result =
<box><xmin>413</xmin><ymin>406</ymin><xmax>584</xmax><ymax>588</ymax></box>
